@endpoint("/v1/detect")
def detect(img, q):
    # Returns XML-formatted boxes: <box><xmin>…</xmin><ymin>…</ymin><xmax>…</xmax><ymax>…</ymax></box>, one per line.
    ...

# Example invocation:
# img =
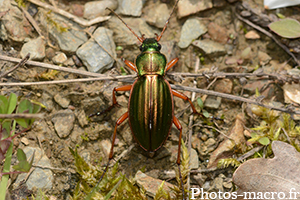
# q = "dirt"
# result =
<box><xmin>1</xmin><ymin>0</ymin><xmax>299</xmax><ymax>199</ymax></box>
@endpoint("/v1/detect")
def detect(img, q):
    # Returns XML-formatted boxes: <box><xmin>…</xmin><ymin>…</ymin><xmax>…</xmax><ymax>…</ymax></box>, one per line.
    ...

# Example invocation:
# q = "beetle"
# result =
<box><xmin>90</xmin><ymin>0</ymin><xmax>200</xmax><ymax>198</ymax></box>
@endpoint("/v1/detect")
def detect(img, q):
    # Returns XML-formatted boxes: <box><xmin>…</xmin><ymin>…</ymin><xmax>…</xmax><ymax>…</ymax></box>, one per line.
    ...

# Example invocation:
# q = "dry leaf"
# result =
<box><xmin>207</xmin><ymin>113</ymin><xmax>246</xmax><ymax>168</ymax></box>
<box><xmin>231</xmin><ymin>141</ymin><xmax>300</xmax><ymax>200</ymax></box>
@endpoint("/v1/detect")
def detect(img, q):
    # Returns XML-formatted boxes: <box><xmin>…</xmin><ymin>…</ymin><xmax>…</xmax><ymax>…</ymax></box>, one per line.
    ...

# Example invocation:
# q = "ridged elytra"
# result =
<box><xmin>89</xmin><ymin>0</ymin><xmax>201</xmax><ymax>198</ymax></box>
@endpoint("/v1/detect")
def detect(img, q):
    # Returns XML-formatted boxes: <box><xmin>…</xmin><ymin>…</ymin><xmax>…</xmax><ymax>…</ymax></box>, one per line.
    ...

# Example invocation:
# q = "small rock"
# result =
<box><xmin>283</xmin><ymin>83</ymin><xmax>300</xmax><ymax>104</ymax></box>
<box><xmin>214</xmin><ymin>79</ymin><xmax>233</xmax><ymax>94</ymax></box>
<box><xmin>177</xmin><ymin>0</ymin><xmax>212</xmax><ymax>18</ymax></box>
<box><xmin>70</xmin><ymin>124</ymin><xmax>84</xmax><ymax>144</ymax></box>
<box><xmin>190</xmin><ymin>148</ymin><xmax>199</xmax><ymax>169</ymax></box>
<box><xmin>75</xmin><ymin>109</ymin><xmax>89</xmax><ymax>127</ymax></box>
<box><xmin>0</xmin><ymin>0</ymin><xmax>33</xmax><ymax>42</ymax></box>
<box><xmin>119</xmin><ymin>0</ymin><xmax>143</xmax><ymax>17</ymax></box>
<box><xmin>240</xmin><ymin>46</ymin><xmax>252</xmax><ymax>60</ymax></box>
<box><xmin>76</xmin><ymin>27</ymin><xmax>116</xmax><ymax>73</ymax></box>
<box><xmin>204</xmin><ymin>96</ymin><xmax>222</xmax><ymax>109</ymax></box>
<box><xmin>144</xmin><ymin>2</ymin><xmax>169</xmax><ymax>28</ymax></box>
<box><xmin>160</xmin><ymin>41</ymin><xmax>179</xmax><ymax>64</ymax></box>
<box><xmin>258</xmin><ymin>51</ymin><xmax>271</xmax><ymax>65</ymax></box>
<box><xmin>178</xmin><ymin>18</ymin><xmax>207</xmax><ymax>48</ymax></box>
<box><xmin>38</xmin><ymin>9</ymin><xmax>88</xmax><ymax>53</ymax></box>
<box><xmin>208</xmin><ymin>22</ymin><xmax>228</xmax><ymax>44</ymax></box>
<box><xmin>14</xmin><ymin>147</ymin><xmax>53</xmax><ymax>190</ymax></box>
<box><xmin>52</xmin><ymin>52</ymin><xmax>67</xmax><ymax>65</ymax></box>
<box><xmin>83</xmin><ymin>0</ymin><xmax>118</xmax><ymax>19</ymax></box>
<box><xmin>100</xmin><ymin>139</ymin><xmax>112</xmax><ymax>158</ymax></box>
<box><xmin>135</xmin><ymin>170</ymin><xmax>175</xmax><ymax>198</ymax></box>
<box><xmin>192</xmin><ymin>39</ymin><xmax>226</xmax><ymax>56</ymax></box>
<box><xmin>51</xmin><ymin>109</ymin><xmax>75</xmax><ymax>138</ymax></box>
<box><xmin>245</xmin><ymin>30</ymin><xmax>260</xmax><ymax>39</ymax></box>
<box><xmin>20</xmin><ymin>37</ymin><xmax>45</xmax><ymax>60</ymax></box>
<box><xmin>54</xmin><ymin>93</ymin><xmax>70</xmax><ymax>108</ymax></box>
<box><xmin>45</xmin><ymin>48</ymin><xmax>56</xmax><ymax>60</ymax></box>
<box><xmin>21</xmin><ymin>137</ymin><xmax>29</xmax><ymax>146</ymax></box>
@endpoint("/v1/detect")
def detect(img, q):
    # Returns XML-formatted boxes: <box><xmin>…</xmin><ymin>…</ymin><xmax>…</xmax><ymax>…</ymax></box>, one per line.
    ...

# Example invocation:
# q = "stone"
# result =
<box><xmin>54</xmin><ymin>93</ymin><xmax>70</xmax><ymax>108</ymax></box>
<box><xmin>37</xmin><ymin>9</ymin><xmax>88</xmax><ymax>53</ymax></box>
<box><xmin>52</xmin><ymin>52</ymin><xmax>67</xmax><ymax>65</ymax></box>
<box><xmin>14</xmin><ymin>147</ymin><xmax>53</xmax><ymax>190</ymax></box>
<box><xmin>177</xmin><ymin>0</ymin><xmax>213</xmax><ymax>18</ymax></box>
<box><xmin>178</xmin><ymin>18</ymin><xmax>207</xmax><ymax>48</ymax></box>
<box><xmin>76</xmin><ymin>27</ymin><xmax>116</xmax><ymax>73</ymax></box>
<box><xmin>51</xmin><ymin>109</ymin><xmax>75</xmax><ymax>138</ymax></box>
<box><xmin>144</xmin><ymin>3</ymin><xmax>169</xmax><ymax>28</ymax></box>
<box><xmin>192</xmin><ymin>39</ymin><xmax>226</xmax><ymax>57</ymax></box>
<box><xmin>20</xmin><ymin>37</ymin><xmax>45</xmax><ymax>61</ymax></box>
<box><xmin>119</xmin><ymin>0</ymin><xmax>143</xmax><ymax>17</ymax></box>
<box><xmin>83</xmin><ymin>0</ymin><xmax>118</xmax><ymax>19</ymax></box>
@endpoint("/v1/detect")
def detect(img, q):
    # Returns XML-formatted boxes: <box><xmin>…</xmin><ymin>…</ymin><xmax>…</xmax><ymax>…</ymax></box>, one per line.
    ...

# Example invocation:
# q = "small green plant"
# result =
<box><xmin>0</xmin><ymin>93</ymin><xmax>41</xmax><ymax>200</ymax></box>
<box><xmin>217</xmin><ymin>158</ymin><xmax>241</xmax><ymax>169</ymax></box>
<box><xmin>70</xmin><ymin>140</ymin><xmax>190</xmax><ymax>199</ymax></box>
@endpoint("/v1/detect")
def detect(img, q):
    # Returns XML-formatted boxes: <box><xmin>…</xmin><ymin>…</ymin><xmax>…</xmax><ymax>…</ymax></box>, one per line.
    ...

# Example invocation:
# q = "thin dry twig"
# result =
<box><xmin>27</xmin><ymin>0</ymin><xmax>110</xmax><ymax>26</ymax></box>
<box><xmin>0</xmin><ymin>54</ymin><xmax>30</xmax><ymax>78</ymax></box>
<box><xmin>20</xmin><ymin>7</ymin><xmax>43</xmax><ymax>37</ymax></box>
<box><xmin>237</xmin><ymin>146</ymin><xmax>264</xmax><ymax>161</ymax></box>
<box><xmin>0</xmin><ymin>55</ymin><xmax>107</xmax><ymax>77</ymax></box>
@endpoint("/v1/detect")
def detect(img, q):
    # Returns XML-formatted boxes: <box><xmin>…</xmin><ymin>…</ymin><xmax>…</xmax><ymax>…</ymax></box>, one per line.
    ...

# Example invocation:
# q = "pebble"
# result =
<box><xmin>100</xmin><ymin>139</ymin><xmax>112</xmax><ymax>158</ymax></box>
<box><xmin>14</xmin><ymin>147</ymin><xmax>53</xmax><ymax>190</ymax></box>
<box><xmin>75</xmin><ymin>109</ymin><xmax>89</xmax><ymax>127</ymax></box>
<box><xmin>0</xmin><ymin>0</ymin><xmax>33</xmax><ymax>41</ymax></box>
<box><xmin>207</xmin><ymin>22</ymin><xmax>228</xmax><ymax>44</ymax></box>
<box><xmin>135</xmin><ymin>170</ymin><xmax>175</xmax><ymax>198</ymax></box>
<box><xmin>258</xmin><ymin>50</ymin><xmax>271</xmax><ymax>65</ymax></box>
<box><xmin>83</xmin><ymin>0</ymin><xmax>118</xmax><ymax>19</ymax></box>
<box><xmin>204</xmin><ymin>96</ymin><xmax>222</xmax><ymax>109</ymax></box>
<box><xmin>177</xmin><ymin>0</ymin><xmax>213</xmax><ymax>18</ymax></box>
<box><xmin>178</xmin><ymin>18</ymin><xmax>207</xmax><ymax>48</ymax></box>
<box><xmin>214</xmin><ymin>79</ymin><xmax>233</xmax><ymax>94</ymax></box>
<box><xmin>144</xmin><ymin>2</ymin><xmax>169</xmax><ymax>28</ymax></box>
<box><xmin>192</xmin><ymin>39</ymin><xmax>226</xmax><ymax>56</ymax></box>
<box><xmin>119</xmin><ymin>0</ymin><xmax>143</xmax><ymax>17</ymax></box>
<box><xmin>245</xmin><ymin>30</ymin><xmax>260</xmax><ymax>39</ymax></box>
<box><xmin>190</xmin><ymin>148</ymin><xmax>199</xmax><ymax>169</ymax></box>
<box><xmin>70</xmin><ymin>3</ymin><xmax>84</xmax><ymax>17</ymax></box>
<box><xmin>21</xmin><ymin>137</ymin><xmax>29</xmax><ymax>146</ymax></box>
<box><xmin>54</xmin><ymin>93</ymin><xmax>70</xmax><ymax>108</ymax></box>
<box><xmin>20</xmin><ymin>37</ymin><xmax>45</xmax><ymax>60</ymax></box>
<box><xmin>51</xmin><ymin>109</ymin><xmax>75</xmax><ymax>138</ymax></box>
<box><xmin>76</xmin><ymin>27</ymin><xmax>116</xmax><ymax>73</ymax></box>
<box><xmin>37</xmin><ymin>9</ymin><xmax>88</xmax><ymax>53</ymax></box>
<box><xmin>52</xmin><ymin>52</ymin><xmax>67</xmax><ymax>65</ymax></box>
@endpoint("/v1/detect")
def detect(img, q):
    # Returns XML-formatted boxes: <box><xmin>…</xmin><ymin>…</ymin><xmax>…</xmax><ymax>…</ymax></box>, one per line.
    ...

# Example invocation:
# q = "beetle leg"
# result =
<box><xmin>173</xmin><ymin>116</ymin><xmax>186</xmax><ymax>199</ymax></box>
<box><xmin>122</xmin><ymin>58</ymin><xmax>137</xmax><ymax>72</ymax></box>
<box><xmin>99</xmin><ymin>112</ymin><xmax>128</xmax><ymax>181</ymax></box>
<box><xmin>172</xmin><ymin>90</ymin><xmax>200</xmax><ymax>115</ymax></box>
<box><xmin>89</xmin><ymin>85</ymin><xmax>132</xmax><ymax>117</ymax></box>
<box><xmin>165</xmin><ymin>58</ymin><xmax>179</xmax><ymax>72</ymax></box>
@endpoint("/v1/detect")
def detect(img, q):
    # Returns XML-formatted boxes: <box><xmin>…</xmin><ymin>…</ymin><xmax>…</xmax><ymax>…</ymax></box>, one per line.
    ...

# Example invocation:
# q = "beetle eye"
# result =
<box><xmin>157</xmin><ymin>43</ymin><xmax>161</xmax><ymax>50</ymax></box>
<box><xmin>139</xmin><ymin>45</ymin><xmax>143</xmax><ymax>51</ymax></box>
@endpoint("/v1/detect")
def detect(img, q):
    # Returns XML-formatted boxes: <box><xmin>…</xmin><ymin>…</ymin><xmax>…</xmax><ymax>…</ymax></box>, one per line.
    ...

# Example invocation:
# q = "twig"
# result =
<box><xmin>237</xmin><ymin>146</ymin><xmax>264</xmax><ymax>161</ymax></box>
<box><xmin>0</xmin><ymin>113</ymin><xmax>44</xmax><ymax>119</ymax></box>
<box><xmin>32</xmin><ymin>164</ymin><xmax>71</xmax><ymax>172</ymax></box>
<box><xmin>0</xmin><ymin>76</ymin><xmax>136</xmax><ymax>86</ymax></box>
<box><xmin>0</xmin><ymin>53</ymin><xmax>30</xmax><ymax>78</ymax></box>
<box><xmin>235</xmin><ymin>11</ymin><xmax>300</xmax><ymax>66</ymax></box>
<box><xmin>0</xmin><ymin>55</ymin><xmax>107</xmax><ymax>77</ymax></box>
<box><xmin>21</xmin><ymin>7</ymin><xmax>43</xmax><ymax>37</ymax></box>
<box><xmin>170</xmin><ymin>84</ymin><xmax>300</xmax><ymax>115</ymax></box>
<box><xmin>27</xmin><ymin>0</ymin><xmax>110</xmax><ymax>26</ymax></box>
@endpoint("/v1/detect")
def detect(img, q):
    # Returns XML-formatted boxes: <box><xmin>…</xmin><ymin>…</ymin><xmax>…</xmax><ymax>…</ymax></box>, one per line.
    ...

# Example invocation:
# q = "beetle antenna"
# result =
<box><xmin>106</xmin><ymin>7</ymin><xmax>144</xmax><ymax>43</ymax></box>
<box><xmin>156</xmin><ymin>0</ymin><xmax>180</xmax><ymax>42</ymax></box>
